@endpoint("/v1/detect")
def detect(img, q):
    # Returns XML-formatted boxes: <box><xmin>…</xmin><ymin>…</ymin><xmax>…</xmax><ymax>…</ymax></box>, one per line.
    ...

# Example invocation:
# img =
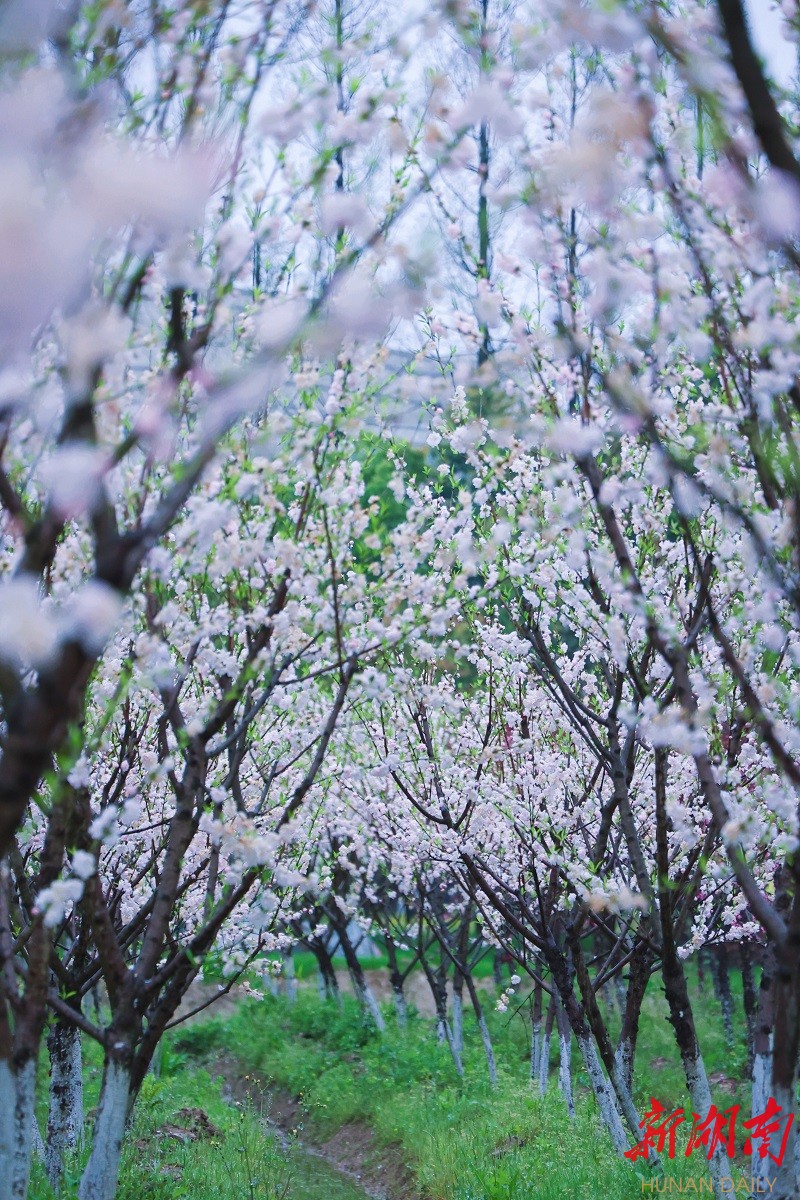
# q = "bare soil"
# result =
<box><xmin>208</xmin><ymin>1051</ymin><xmax>421</xmax><ymax>1200</ymax></box>
<box><xmin>172</xmin><ymin>964</ymin><xmax>494</xmax><ymax>1197</ymax></box>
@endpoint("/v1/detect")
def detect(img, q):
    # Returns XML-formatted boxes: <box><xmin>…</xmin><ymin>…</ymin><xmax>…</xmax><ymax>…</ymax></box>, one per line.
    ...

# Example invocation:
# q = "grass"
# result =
<box><xmin>179</xmin><ymin>996</ymin><xmax>639</xmax><ymax>1200</ymax></box>
<box><xmin>29</xmin><ymin>960</ymin><xmax>757</xmax><ymax>1200</ymax></box>
<box><xmin>28</xmin><ymin>1040</ymin><xmax>365</xmax><ymax>1200</ymax></box>
<box><xmin>175</xmin><ymin>960</ymin><xmax>754</xmax><ymax>1200</ymax></box>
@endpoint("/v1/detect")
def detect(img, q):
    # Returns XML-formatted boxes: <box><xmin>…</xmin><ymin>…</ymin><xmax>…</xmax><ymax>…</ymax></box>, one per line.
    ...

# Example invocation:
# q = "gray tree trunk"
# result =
<box><xmin>443</xmin><ymin>1017</ymin><xmax>463</xmax><ymax>1076</ymax></box>
<box><xmin>530</xmin><ymin>1017</ymin><xmax>541</xmax><ymax>1083</ymax></box>
<box><xmin>451</xmin><ymin>987</ymin><xmax>464</xmax><ymax>1057</ymax></box>
<box><xmin>477</xmin><ymin>1011</ymin><xmax>498</xmax><ymax>1087</ymax></box>
<box><xmin>360</xmin><ymin>980</ymin><xmax>386</xmax><ymax>1032</ymax></box>
<box><xmin>613</xmin><ymin>1037</ymin><xmax>633</xmax><ymax>1100</ymax></box>
<box><xmin>10</xmin><ymin>1059</ymin><xmax>37</xmax><ymax>1200</ymax></box>
<box><xmin>683</xmin><ymin>1051</ymin><xmax>727</xmax><ymax>1199</ymax></box>
<box><xmin>46</xmin><ymin>1019</ymin><xmax>84</xmax><ymax>1190</ymax></box>
<box><xmin>576</xmin><ymin>1034</ymin><xmax>628</xmax><ymax>1155</ymax></box>
<box><xmin>282</xmin><ymin>950</ymin><xmax>297</xmax><ymax>1006</ymax></box>
<box><xmin>391</xmin><ymin>984</ymin><xmax>407</xmax><ymax>1029</ymax></box>
<box><xmin>0</xmin><ymin>1060</ymin><xmax>15</xmax><ymax>1185</ymax></box>
<box><xmin>556</xmin><ymin>1000</ymin><xmax>575</xmax><ymax>1117</ymax></box>
<box><xmin>78</xmin><ymin>1060</ymin><xmax>131</xmax><ymax>1200</ymax></box>
<box><xmin>539</xmin><ymin>994</ymin><xmax>556</xmax><ymax>1096</ymax></box>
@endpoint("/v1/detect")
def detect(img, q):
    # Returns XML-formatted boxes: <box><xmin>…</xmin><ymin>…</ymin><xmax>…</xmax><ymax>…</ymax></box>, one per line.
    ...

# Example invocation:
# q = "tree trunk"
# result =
<box><xmin>576</xmin><ymin>1032</ymin><xmax>629</xmax><ymax>1155</ymax></box>
<box><xmin>710</xmin><ymin>945</ymin><xmax>734</xmax><ymax>1050</ymax></box>
<box><xmin>442</xmin><ymin>1015</ymin><xmax>463</xmax><ymax>1075</ymax></box>
<box><xmin>78</xmin><ymin>1059</ymin><xmax>131</xmax><ymax>1200</ymax></box>
<box><xmin>335</xmin><ymin>920</ymin><xmax>386</xmax><ymax>1032</ymax></box>
<box><xmin>546</xmin><ymin>938</ymin><xmax>634</xmax><ymax>1155</ymax></box>
<box><xmin>539</xmin><ymin>991</ymin><xmax>556</xmax><ymax>1095</ymax></box>
<box><xmin>770</xmin><ymin>927</ymin><xmax>800</xmax><ymax>1200</ymax></box>
<box><xmin>655</xmin><ymin>751</ymin><xmax>725</xmax><ymax>1199</ymax></box>
<box><xmin>46</xmin><ymin>1017</ymin><xmax>84</xmax><ymax>1190</ymax></box>
<box><xmin>476</xmin><ymin>1009</ymin><xmax>498</xmax><ymax>1087</ymax></box>
<box><xmin>0</xmin><ymin>1059</ymin><xmax>15</xmax><ymax>1187</ymax></box>
<box><xmin>566</xmin><ymin>925</ymin><xmax>651</xmax><ymax>1153</ymax></box>
<box><xmin>310</xmin><ymin>940</ymin><xmax>341</xmax><ymax>1007</ymax></box>
<box><xmin>530</xmin><ymin>980</ymin><xmax>543</xmax><ymax>1083</ymax></box>
<box><xmin>7</xmin><ymin>1058</ymin><xmax>38</xmax><ymax>1200</ymax></box>
<box><xmin>614</xmin><ymin>945</ymin><xmax>652</xmax><ymax>1094</ymax></box>
<box><xmin>464</xmin><ymin>971</ymin><xmax>497</xmax><ymax>1087</ymax></box>
<box><xmin>740</xmin><ymin>942</ymin><xmax>759</xmax><ymax>1075</ymax></box>
<box><xmin>391</xmin><ymin>981</ymin><xmax>407</xmax><ymax>1028</ymax></box>
<box><xmin>751</xmin><ymin>952</ymin><xmax>773</xmax><ymax>1135</ymax></box>
<box><xmin>32</xmin><ymin>1116</ymin><xmax>45</xmax><ymax>1161</ymax></box>
<box><xmin>422</xmin><ymin>956</ymin><xmax>462</xmax><ymax>1074</ymax></box>
<box><xmin>555</xmin><ymin>995</ymin><xmax>575</xmax><ymax>1117</ymax></box>
<box><xmin>384</xmin><ymin>938</ymin><xmax>407</xmax><ymax>1030</ymax></box>
<box><xmin>452</xmin><ymin>969</ymin><xmax>464</xmax><ymax>1058</ymax></box>
<box><xmin>360</xmin><ymin>979</ymin><xmax>385</xmax><ymax>1031</ymax></box>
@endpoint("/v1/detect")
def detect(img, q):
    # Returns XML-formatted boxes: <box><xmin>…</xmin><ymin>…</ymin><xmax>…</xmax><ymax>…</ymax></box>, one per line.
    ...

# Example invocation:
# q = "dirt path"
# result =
<box><xmin>208</xmin><ymin>1052</ymin><xmax>420</xmax><ymax>1200</ymax></box>
<box><xmin>174</xmin><ymin>966</ymin><xmax>494</xmax><ymax>1197</ymax></box>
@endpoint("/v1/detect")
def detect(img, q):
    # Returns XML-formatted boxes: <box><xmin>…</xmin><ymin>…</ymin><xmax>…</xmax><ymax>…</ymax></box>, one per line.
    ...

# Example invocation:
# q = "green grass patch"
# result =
<box><xmin>175</xmin><ymin>968</ymin><xmax>746</xmax><ymax>1200</ymax></box>
<box><xmin>28</xmin><ymin>1050</ymin><xmax>366</xmax><ymax>1200</ymax></box>
<box><xmin>29</xmin><ymin>959</ymin><xmax>753</xmax><ymax>1200</ymax></box>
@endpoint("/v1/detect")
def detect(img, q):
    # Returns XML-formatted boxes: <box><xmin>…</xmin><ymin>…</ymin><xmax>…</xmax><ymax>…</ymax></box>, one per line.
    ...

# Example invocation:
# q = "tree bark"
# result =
<box><xmin>655</xmin><ymin>751</ymin><xmax>725</xmax><ymax>1199</ymax></box>
<box><xmin>740</xmin><ymin>942</ymin><xmax>759</xmax><ymax>1075</ymax></box>
<box><xmin>46</xmin><ymin>1017</ymin><xmax>84</xmax><ymax>1190</ymax></box>
<box><xmin>308</xmin><ymin>938</ymin><xmax>341</xmax><ymax>1006</ymax></box>
<box><xmin>539</xmin><ymin>988</ymin><xmax>556</xmax><ymax>1095</ymax></box>
<box><xmin>421</xmin><ymin>954</ymin><xmax>462</xmax><ymax>1074</ymax></box>
<box><xmin>384</xmin><ymin>937</ymin><xmax>407</xmax><ymax>1029</ymax></box>
<box><xmin>0</xmin><ymin>1059</ymin><xmax>15</xmax><ymax>1189</ymax></box>
<box><xmin>464</xmin><ymin>970</ymin><xmax>497</xmax><ymax>1087</ymax></box>
<box><xmin>334</xmin><ymin>919</ymin><xmax>386</xmax><ymax>1032</ymax></box>
<box><xmin>615</xmin><ymin>945</ymin><xmax>652</xmax><ymax>1094</ymax></box>
<box><xmin>770</xmin><ymin>896</ymin><xmax>800</xmax><ymax>1200</ymax></box>
<box><xmin>576</xmin><ymin>1032</ymin><xmax>629</xmax><ymax>1155</ymax></box>
<box><xmin>555</xmin><ymin>994</ymin><xmax>575</xmax><ymax>1117</ymax></box>
<box><xmin>566</xmin><ymin>925</ymin><xmax>651</xmax><ymax>1151</ymax></box>
<box><xmin>452</xmin><ymin>968</ymin><xmax>464</xmax><ymax>1057</ymax></box>
<box><xmin>709</xmin><ymin>944</ymin><xmax>734</xmax><ymax>1050</ymax></box>
<box><xmin>751</xmin><ymin>952</ymin><xmax>774</xmax><ymax>1195</ymax></box>
<box><xmin>78</xmin><ymin>1059</ymin><xmax>131</xmax><ymax>1200</ymax></box>
<box><xmin>546</xmin><ymin>937</ymin><xmax>634</xmax><ymax>1154</ymax></box>
<box><xmin>5</xmin><ymin>1058</ymin><xmax>37</xmax><ymax>1200</ymax></box>
<box><xmin>530</xmin><ymin>979</ymin><xmax>543</xmax><ymax>1083</ymax></box>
